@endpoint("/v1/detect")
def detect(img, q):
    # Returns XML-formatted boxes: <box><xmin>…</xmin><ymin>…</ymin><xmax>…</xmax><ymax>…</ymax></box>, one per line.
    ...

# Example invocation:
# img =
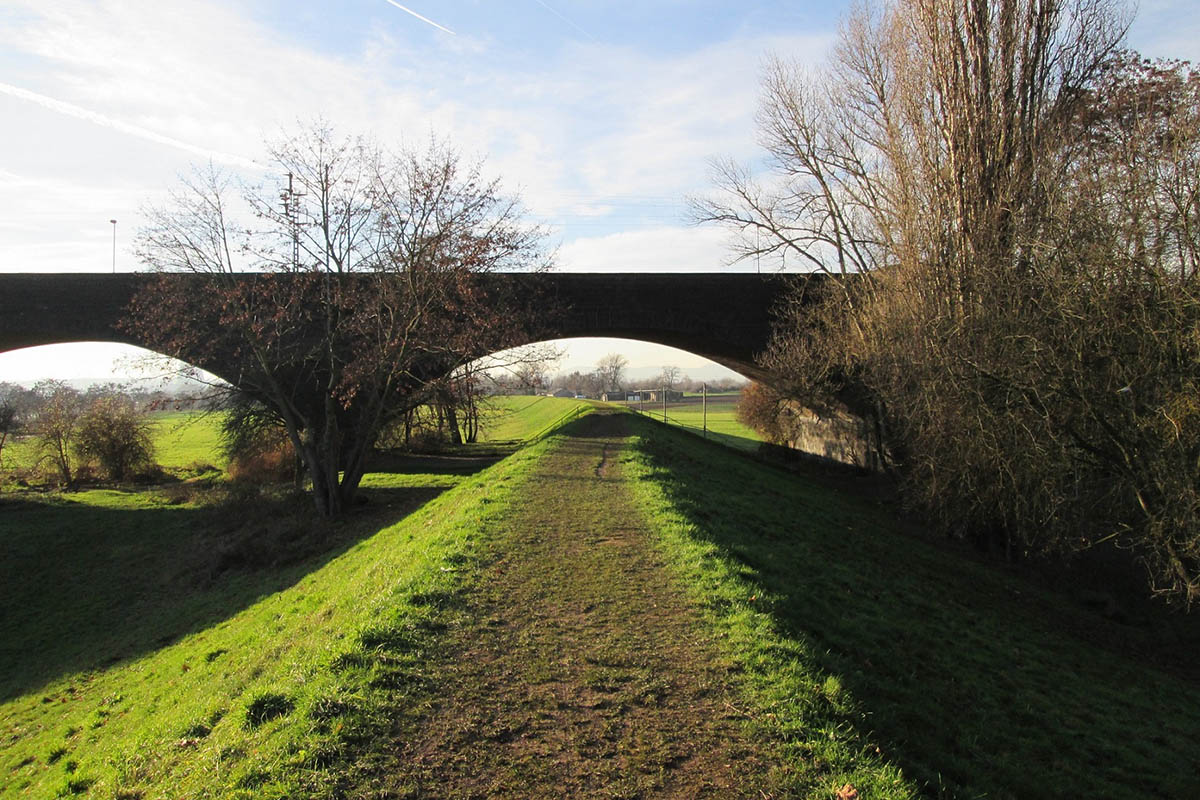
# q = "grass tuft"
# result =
<box><xmin>56</xmin><ymin>777</ymin><xmax>94</xmax><ymax>796</ymax></box>
<box><xmin>242</xmin><ymin>691</ymin><xmax>294</xmax><ymax>729</ymax></box>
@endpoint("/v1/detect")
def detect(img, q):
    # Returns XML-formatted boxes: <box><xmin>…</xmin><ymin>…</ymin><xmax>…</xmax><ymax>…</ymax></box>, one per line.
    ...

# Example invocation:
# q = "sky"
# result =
<box><xmin>1</xmin><ymin>0</ymin><xmax>1196</xmax><ymax>385</ymax></box>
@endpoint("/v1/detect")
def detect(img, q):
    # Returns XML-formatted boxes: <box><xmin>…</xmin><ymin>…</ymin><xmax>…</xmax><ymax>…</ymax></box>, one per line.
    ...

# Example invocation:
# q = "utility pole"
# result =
<box><xmin>109</xmin><ymin>219</ymin><xmax>117</xmax><ymax>273</ymax></box>
<box><xmin>280</xmin><ymin>172</ymin><xmax>304</xmax><ymax>270</ymax></box>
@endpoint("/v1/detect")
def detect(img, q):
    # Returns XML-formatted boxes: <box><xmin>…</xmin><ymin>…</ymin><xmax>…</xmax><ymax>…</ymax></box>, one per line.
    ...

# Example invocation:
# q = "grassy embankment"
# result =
<box><xmin>0</xmin><ymin>398</ymin><xmax>583</xmax><ymax>798</ymax></box>
<box><xmin>475</xmin><ymin>395</ymin><xmax>596</xmax><ymax>446</ymax></box>
<box><xmin>2</xmin><ymin>398</ymin><xmax>1198</xmax><ymax>798</ymax></box>
<box><xmin>621</xmin><ymin>413</ymin><xmax>1200</xmax><ymax>799</ymax></box>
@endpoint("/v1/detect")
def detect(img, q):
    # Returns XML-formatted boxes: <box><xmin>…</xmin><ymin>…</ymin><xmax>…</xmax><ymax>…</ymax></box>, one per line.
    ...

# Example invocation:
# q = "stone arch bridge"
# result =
<box><xmin>0</xmin><ymin>272</ymin><xmax>817</xmax><ymax>383</ymax></box>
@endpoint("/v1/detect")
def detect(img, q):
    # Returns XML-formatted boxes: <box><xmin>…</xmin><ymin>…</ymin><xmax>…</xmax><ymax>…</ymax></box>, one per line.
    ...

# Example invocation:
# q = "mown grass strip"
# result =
<box><xmin>620</xmin><ymin>412</ymin><xmax>1200</xmax><ymax>800</ymax></box>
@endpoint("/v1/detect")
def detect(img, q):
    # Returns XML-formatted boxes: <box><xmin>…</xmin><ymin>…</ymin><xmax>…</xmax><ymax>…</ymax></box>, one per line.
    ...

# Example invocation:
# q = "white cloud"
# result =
<box><xmin>0</xmin><ymin>0</ymin><xmax>833</xmax><ymax>273</ymax></box>
<box><xmin>0</xmin><ymin>81</ymin><xmax>264</xmax><ymax>170</ymax></box>
<box><xmin>7</xmin><ymin>0</ymin><xmax>1188</xmax><ymax>276</ymax></box>
<box><xmin>556</xmin><ymin>224</ymin><xmax>749</xmax><ymax>272</ymax></box>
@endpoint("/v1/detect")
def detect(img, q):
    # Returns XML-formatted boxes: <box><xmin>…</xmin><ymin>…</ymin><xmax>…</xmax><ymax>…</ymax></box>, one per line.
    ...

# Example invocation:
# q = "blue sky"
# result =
<box><xmin>0</xmin><ymin>0</ymin><xmax>1196</xmax><ymax>383</ymax></box>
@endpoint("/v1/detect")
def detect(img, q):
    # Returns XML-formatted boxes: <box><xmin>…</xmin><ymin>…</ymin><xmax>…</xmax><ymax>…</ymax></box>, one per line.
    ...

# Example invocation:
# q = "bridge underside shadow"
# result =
<box><xmin>0</xmin><ymin>272</ymin><xmax>813</xmax><ymax>385</ymax></box>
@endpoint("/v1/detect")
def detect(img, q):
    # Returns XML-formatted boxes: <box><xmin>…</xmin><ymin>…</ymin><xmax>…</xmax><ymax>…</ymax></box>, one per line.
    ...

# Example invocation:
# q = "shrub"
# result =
<box><xmin>221</xmin><ymin>396</ymin><xmax>297</xmax><ymax>484</ymax></box>
<box><xmin>72</xmin><ymin>396</ymin><xmax>156</xmax><ymax>482</ymax></box>
<box><xmin>227</xmin><ymin>445</ymin><xmax>296</xmax><ymax>484</ymax></box>
<box><xmin>736</xmin><ymin>381</ymin><xmax>787</xmax><ymax>444</ymax></box>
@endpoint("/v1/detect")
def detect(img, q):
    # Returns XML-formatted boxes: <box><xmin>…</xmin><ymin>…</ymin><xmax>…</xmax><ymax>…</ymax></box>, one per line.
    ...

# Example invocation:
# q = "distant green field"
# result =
<box><xmin>0</xmin><ymin>410</ymin><xmax>226</xmax><ymax>478</ymax></box>
<box><xmin>619</xmin><ymin>395</ymin><xmax>762</xmax><ymax>452</ymax></box>
<box><xmin>2</xmin><ymin>400</ymin><xmax>593</xmax><ymax>482</ymax></box>
<box><xmin>477</xmin><ymin>395</ymin><xmax>593</xmax><ymax>443</ymax></box>
<box><xmin>150</xmin><ymin>410</ymin><xmax>227</xmax><ymax>468</ymax></box>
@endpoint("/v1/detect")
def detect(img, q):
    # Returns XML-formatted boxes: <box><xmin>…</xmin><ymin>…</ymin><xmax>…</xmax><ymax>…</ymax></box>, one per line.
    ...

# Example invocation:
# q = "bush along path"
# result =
<box><xmin>356</xmin><ymin>412</ymin><xmax>783</xmax><ymax>798</ymax></box>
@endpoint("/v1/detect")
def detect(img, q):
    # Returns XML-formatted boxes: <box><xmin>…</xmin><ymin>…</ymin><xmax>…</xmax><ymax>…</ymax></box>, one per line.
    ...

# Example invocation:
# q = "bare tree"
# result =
<box><xmin>30</xmin><ymin>381</ymin><xmax>82</xmax><ymax>487</ymax></box>
<box><xmin>128</xmin><ymin>124</ymin><xmax>549</xmax><ymax>517</ymax></box>
<box><xmin>659</xmin><ymin>365</ymin><xmax>681</xmax><ymax>391</ymax></box>
<box><xmin>695</xmin><ymin>0</ymin><xmax>1200</xmax><ymax>605</ymax></box>
<box><xmin>512</xmin><ymin>362</ymin><xmax>548</xmax><ymax>395</ymax></box>
<box><xmin>0</xmin><ymin>402</ymin><xmax>16</xmax><ymax>471</ymax></box>
<box><xmin>596</xmin><ymin>353</ymin><xmax>629</xmax><ymax>392</ymax></box>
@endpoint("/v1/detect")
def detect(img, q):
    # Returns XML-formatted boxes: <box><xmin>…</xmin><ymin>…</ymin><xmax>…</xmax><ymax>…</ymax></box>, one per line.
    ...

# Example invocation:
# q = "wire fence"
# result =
<box><xmin>617</xmin><ymin>389</ymin><xmax>762</xmax><ymax>453</ymax></box>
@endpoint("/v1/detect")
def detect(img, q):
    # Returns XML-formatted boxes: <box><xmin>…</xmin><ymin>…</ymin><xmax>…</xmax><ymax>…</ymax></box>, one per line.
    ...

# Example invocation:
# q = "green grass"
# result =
<box><xmin>4</xmin><ymin>401</ymin><xmax>1198</xmax><ymax>798</ymax></box>
<box><xmin>620</xmin><ymin>412</ymin><xmax>1200</xmax><ymax>799</ymax></box>
<box><xmin>1</xmin><ymin>410</ymin><xmax>227</xmax><ymax>479</ymax></box>
<box><xmin>622</xmin><ymin>395</ymin><xmax>763</xmax><ymax>452</ymax></box>
<box><xmin>149</xmin><ymin>411</ymin><xmax>227</xmax><ymax>470</ymax></box>
<box><xmin>0</xmin><ymin>432</ymin><xmax>41</xmax><ymax>475</ymax></box>
<box><xmin>0</xmin><ymin>437</ymin><xmax>550</xmax><ymax>798</ymax></box>
<box><xmin>476</xmin><ymin>395</ymin><xmax>593</xmax><ymax>444</ymax></box>
<box><xmin>0</xmin><ymin>400</ymin><xmax>587</xmax><ymax>481</ymax></box>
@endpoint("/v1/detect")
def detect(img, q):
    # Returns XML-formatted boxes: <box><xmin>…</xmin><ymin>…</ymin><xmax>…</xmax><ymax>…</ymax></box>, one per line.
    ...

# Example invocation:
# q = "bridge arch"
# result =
<box><xmin>0</xmin><ymin>272</ymin><xmax>813</xmax><ymax>387</ymax></box>
<box><xmin>0</xmin><ymin>340</ymin><xmax>229</xmax><ymax>390</ymax></box>
<box><xmin>484</xmin><ymin>335</ymin><xmax>753</xmax><ymax>388</ymax></box>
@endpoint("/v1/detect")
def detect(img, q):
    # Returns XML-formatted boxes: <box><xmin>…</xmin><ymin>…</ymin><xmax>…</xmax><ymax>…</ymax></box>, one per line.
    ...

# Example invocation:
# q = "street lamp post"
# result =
<box><xmin>109</xmin><ymin>219</ymin><xmax>117</xmax><ymax>273</ymax></box>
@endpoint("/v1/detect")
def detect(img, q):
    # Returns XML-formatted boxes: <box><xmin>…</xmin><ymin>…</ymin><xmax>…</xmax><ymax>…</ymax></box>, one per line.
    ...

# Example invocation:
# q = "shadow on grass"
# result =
<box><xmin>625</xmin><ymin>409</ymin><xmax>761</xmax><ymax>453</ymax></box>
<box><xmin>369</xmin><ymin>450</ymin><xmax>506</xmax><ymax>475</ymax></box>
<box><xmin>0</xmin><ymin>480</ymin><xmax>447</xmax><ymax>704</ymax></box>
<box><xmin>671</xmin><ymin>425</ymin><xmax>760</xmax><ymax>453</ymax></box>
<box><xmin>625</xmin><ymin>414</ymin><xmax>1200</xmax><ymax>800</ymax></box>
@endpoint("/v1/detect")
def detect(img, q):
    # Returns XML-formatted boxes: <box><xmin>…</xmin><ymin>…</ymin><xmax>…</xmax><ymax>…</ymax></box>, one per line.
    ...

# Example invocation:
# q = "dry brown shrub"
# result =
<box><xmin>227</xmin><ymin>444</ymin><xmax>296</xmax><ymax>485</ymax></box>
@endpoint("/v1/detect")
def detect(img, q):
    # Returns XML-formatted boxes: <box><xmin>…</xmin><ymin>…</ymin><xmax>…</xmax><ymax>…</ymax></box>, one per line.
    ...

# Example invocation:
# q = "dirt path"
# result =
<box><xmin>375</xmin><ymin>413</ymin><xmax>772</xmax><ymax>799</ymax></box>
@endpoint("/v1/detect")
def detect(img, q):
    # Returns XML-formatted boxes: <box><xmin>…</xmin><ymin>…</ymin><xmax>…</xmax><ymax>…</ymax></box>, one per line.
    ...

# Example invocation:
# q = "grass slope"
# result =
<box><xmin>477</xmin><ymin>395</ymin><xmax>593</xmax><ymax>444</ymax></box>
<box><xmin>0</xmin><ymin>444</ymin><xmax>546</xmax><ymax>798</ymax></box>
<box><xmin>621</xmin><ymin>413</ymin><xmax>1200</xmax><ymax>799</ymax></box>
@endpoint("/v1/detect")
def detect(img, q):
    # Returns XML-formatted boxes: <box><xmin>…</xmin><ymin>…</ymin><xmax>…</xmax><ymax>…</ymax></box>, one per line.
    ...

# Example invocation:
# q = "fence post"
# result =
<box><xmin>703</xmin><ymin>382</ymin><xmax>707</xmax><ymax>439</ymax></box>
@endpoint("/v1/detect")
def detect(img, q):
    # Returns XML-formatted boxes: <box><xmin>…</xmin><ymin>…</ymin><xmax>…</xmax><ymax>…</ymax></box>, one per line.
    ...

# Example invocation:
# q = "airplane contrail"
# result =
<box><xmin>383</xmin><ymin>0</ymin><xmax>456</xmax><ymax>35</ymax></box>
<box><xmin>0</xmin><ymin>81</ymin><xmax>265</xmax><ymax>171</ymax></box>
<box><xmin>530</xmin><ymin>0</ymin><xmax>596</xmax><ymax>41</ymax></box>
